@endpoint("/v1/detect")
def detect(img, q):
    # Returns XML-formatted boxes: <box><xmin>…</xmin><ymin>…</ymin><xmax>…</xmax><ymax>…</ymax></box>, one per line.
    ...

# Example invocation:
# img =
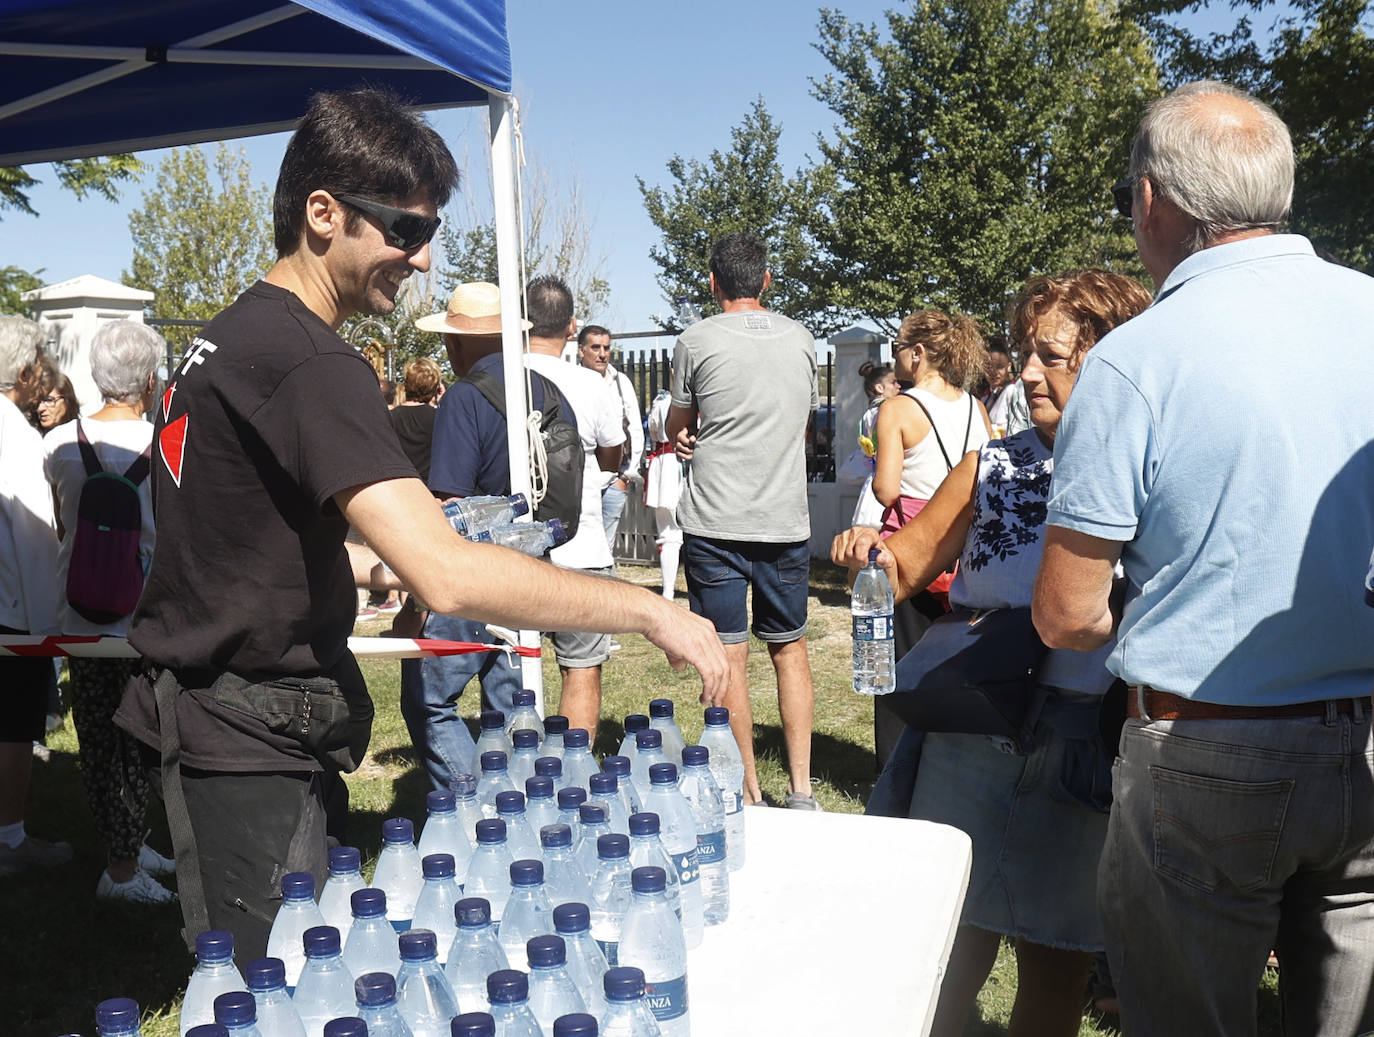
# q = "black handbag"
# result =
<box><xmin>884</xmin><ymin>606</ymin><xmax>1049</xmax><ymax>744</ymax></box>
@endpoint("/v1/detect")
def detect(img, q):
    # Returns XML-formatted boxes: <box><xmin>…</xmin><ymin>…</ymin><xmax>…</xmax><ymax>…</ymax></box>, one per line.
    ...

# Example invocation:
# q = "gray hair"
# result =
<box><xmin>1129</xmin><ymin>80</ymin><xmax>1294</xmax><ymax>255</ymax></box>
<box><xmin>0</xmin><ymin>314</ymin><xmax>44</xmax><ymax>389</ymax></box>
<box><xmin>90</xmin><ymin>321</ymin><xmax>164</xmax><ymax>404</ymax></box>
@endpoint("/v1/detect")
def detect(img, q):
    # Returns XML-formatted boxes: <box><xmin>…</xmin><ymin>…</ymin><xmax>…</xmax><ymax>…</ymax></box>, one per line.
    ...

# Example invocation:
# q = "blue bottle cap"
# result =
<box><xmin>623</xmin><ymin>714</ymin><xmax>649</xmax><ymax>733</ymax></box>
<box><xmin>186</xmin><ymin>1027</ymin><xmax>230</xmax><ymax>1037</ymax></box>
<box><xmin>556</xmin><ymin>786</ymin><xmax>587</xmax><ymax>810</ymax></box>
<box><xmin>427</xmin><ymin>788</ymin><xmax>457</xmax><ymax>814</ymax></box>
<box><xmin>704</xmin><ymin>706</ymin><xmax>729</xmax><ymax>726</ymax></box>
<box><xmin>510</xmin><ymin>858</ymin><xmax>544</xmax><ymax>886</ymax></box>
<box><xmin>631</xmin><ymin>866</ymin><xmax>666</xmax><ymax>894</ymax></box>
<box><xmin>212</xmin><ymin>990</ymin><xmax>255</xmax><ymax>1026</ymax></box>
<box><xmin>543</xmin><ymin>715</ymin><xmax>569</xmax><ymax>735</ymax></box>
<box><xmin>479</xmin><ymin>750</ymin><xmax>508</xmax><ymax>772</ymax></box>
<box><xmin>475</xmin><ymin>818</ymin><xmax>507</xmax><ymax>844</ymax></box>
<box><xmin>351</xmin><ymin>887</ymin><xmax>386</xmax><ymax>918</ymax></box>
<box><xmin>553</xmin><ymin>1013</ymin><xmax>598</xmax><ymax>1037</ymax></box>
<box><xmin>95</xmin><ymin>998</ymin><xmax>139</xmax><ymax>1033</ymax></box>
<box><xmin>552</xmin><ymin>901</ymin><xmax>590</xmax><ymax>933</ymax></box>
<box><xmin>510</xmin><ymin>494</ymin><xmax>530</xmax><ymax>518</ymax></box>
<box><xmin>422</xmin><ymin>852</ymin><xmax>456</xmax><ymax>879</ymax></box>
<box><xmin>597</xmin><ymin>833</ymin><xmax>630</xmax><ymax>859</ymax></box>
<box><xmin>513</xmin><ymin>689</ymin><xmax>536</xmax><ymax>707</ymax></box>
<box><xmin>194</xmin><ymin>929</ymin><xmax>234</xmax><ymax>962</ymax></box>
<box><xmin>682</xmin><ymin>745</ymin><xmax>709</xmax><ymax>766</ymax></box>
<box><xmin>455</xmin><ymin>897</ymin><xmax>491</xmax><ymax>927</ymax></box>
<box><xmin>328</xmin><ymin>845</ymin><xmax>361</xmax><ymax>873</ymax></box>
<box><xmin>451</xmin><ymin>1013</ymin><xmax>497</xmax><ymax>1037</ymax></box>
<box><xmin>649</xmin><ymin>762</ymin><xmax>678</xmax><ymax>785</ymax></box>
<box><xmin>398</xmin><ymin>929</ymin><xmax>438</xmax><ymax>961</ymax></box>
<box><xmin>495</xmin><ymin>790</ymin><xmax>526</xmax><ymax>814</ymax></box>
<box><xmin>355</xmin><ymin>971</ymin><xmax>397</xmax><ymax>1007</ymax></box>
<box><xmin>868</xmin><ymin>546</ymin><xmax>881</xmax><ymax>563</ymax></box>
<box><xmin>602</xmin><ymin>755</ymin><xmax>631</xmax><ymax>777</ymax></box>
<box><xmin>486</xmin><ymin>968</ymin><xmax>529</xmax><ymax>1004</ymax></box>
<box><xmin>635</xmin><ymin>729</ymin><xmax>662</xmax><ymax>750</ymax></box>
<box><xmin>244</xmin><ymin>957</ymin><xmax>286</xmax><ymax>991</ymax></box>
<box><xmin>526</xmin><ymin>933</ymin><xmax>565</xmax><ymax>967</ymax></box>
<box><xmin>382</xmin><ymin>816</ymin><xmax>414</xmax><ymax>844</ymax></box>
<box><xmin>512</xmin><ymin>728</ymin><xmax>539</xmax><ymax>749</ymax></box>
<box><xmin>323</xmin><ymin>1021</ymin><xmax>366</xmax><ymax>1037</ymax></box>
<box><xmin>578</xmin><ymin>803</ymin><xmax>607</xmax><ymax>825</ymax></box>
<box><xmin>525</xmin><ymin>775</ymin><xmax>554</xmax><ymax>799</ymax></box>
<box><xmin>588</xmin><ymin>772</ymin><xmax>616</xmax><ymax>795</ymax></box>
<box><xmin>563</xmin><ymin>728</ymin><xmax>590</xmax><ymax>749</ymax></box>
<box><xmin>280</xmin><ymin>871</ymin><xmax>314</xmax><ymax>899</ymax></box>
<box><xmin>303</xmin><ymin>925</ymin><xmax>341</xmax><ymax>957</ymax></box>
<box><xmin>450</xmin><ymin>773</ymin><xmax>478</xmax><ymax>797</ymax></box>
<box><xmin>480</xmin><ymin>709</ymin><xmax>505</xmax><ymax>731</ymax></box>
<box><xmin>649</xmin><ymin>699</ymin><xmax>675</xmax><ymax>719</ymax></box>
<box><xmin>627</xmin><ymin>812</ymin><xmax>660</xmax><ymax>837</ymax></box>
<box><xmin>534</xmin><ymin>756</ymin><xmax>562</xmax><ymax>779</ymax></box>
<box><xmin>603</xmin><ymin>966</ymin><xmax>646</xmax><ymax>1002</ymax></box>
<box><xmin>540</xmin><ymin>823</ymin><xmax>572</xmax><ymax>848</ymax></box>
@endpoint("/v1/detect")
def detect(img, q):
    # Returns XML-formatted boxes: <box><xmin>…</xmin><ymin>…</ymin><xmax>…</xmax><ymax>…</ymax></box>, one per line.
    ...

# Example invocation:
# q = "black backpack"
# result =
<box><xmin>465</xmin><ymin>368</ymin><xmax>583</xmax><ymax>539</ymax></box>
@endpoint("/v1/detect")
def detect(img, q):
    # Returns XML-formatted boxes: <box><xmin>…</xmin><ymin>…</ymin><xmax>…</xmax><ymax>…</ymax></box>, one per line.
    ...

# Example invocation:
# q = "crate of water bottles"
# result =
<box><xmin>94</xmin><ymin>696</ymin><xmax>749</xmax><ymax>1037</ymax></box>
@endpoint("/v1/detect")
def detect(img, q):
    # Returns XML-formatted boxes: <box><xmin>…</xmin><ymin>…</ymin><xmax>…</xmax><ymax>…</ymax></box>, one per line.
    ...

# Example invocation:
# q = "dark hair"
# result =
<box><xmin>379</xmin><ymin>378</ymin><xmax>396</xmax><ymax>405</ymax></box>
<box><xmin>858</xmin><ymin>361</ymin><xmax>893</xmax><ymax>400</ymax></box>
<box><xmin>273</xmin><ymin>88</ymin><xmax>460</xmax><ymax>257</ymax></box>
<box><xmin>897</xmin><ymin>310</ymin><xmax>987</xmax><ymax>389</ymax></box>
<box><xmin>709</xmin><ymin>233</ymin><xmax>768</xmax><ymax>301</ymax></box>
<box><xmin>526</xmin><ymin>275</ymin><xmax>575</xmax><ymax>339</ymax></box>
<box><xmin>577</xmin><ymin>324</ymin><xmax>610</xmax><ymax>346</ymax></box>
<box><xmin>1009</xmin><ymin>269</ymin><xmax>1153</xmax><ymax>372</ymax></box>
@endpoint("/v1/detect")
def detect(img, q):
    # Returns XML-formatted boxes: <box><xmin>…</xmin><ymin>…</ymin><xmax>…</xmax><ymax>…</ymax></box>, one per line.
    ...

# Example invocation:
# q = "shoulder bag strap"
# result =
<box><xmin>962</xmin><ymin>393</ymin><xmax>975</xmax><ymax>454</ymax></box>
<box><xmin>75</xmin><ymin>420</ymin><xmax>103</xmax><ymax>477</ymax></box>
<box><xmin>153</xmin><ymin>668</ymin><xmax>211</xmax><ymax>948</ymax></box>
<box><xmin>906</xmin><ymin>392</ymin><xmax>956</xmax><ymax>472</ymax></box>
<box><xmin>123</xmin><ymin>441</ymin><xmax>154</xmax><ymax>485</ymax></box>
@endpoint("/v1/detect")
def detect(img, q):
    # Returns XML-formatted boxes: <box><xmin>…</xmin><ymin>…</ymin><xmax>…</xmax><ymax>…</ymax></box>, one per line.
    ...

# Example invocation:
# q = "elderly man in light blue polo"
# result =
<box><xmin>1034</xmin><ymin>81</ymin><xmax>1374</xmax><ymax>1035</ymax></box>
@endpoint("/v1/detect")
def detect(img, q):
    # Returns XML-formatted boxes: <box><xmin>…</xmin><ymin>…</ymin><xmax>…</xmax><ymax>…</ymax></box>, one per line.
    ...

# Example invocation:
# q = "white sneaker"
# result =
<box><xmin>97</xmin><ymin>868</ymin><xmax>178</xmax><ymax>905</ymax></box>
<box><xmin>137</xmin><ymin>843</ymin><xmax>176</xmax><ymax>878</ymax></box>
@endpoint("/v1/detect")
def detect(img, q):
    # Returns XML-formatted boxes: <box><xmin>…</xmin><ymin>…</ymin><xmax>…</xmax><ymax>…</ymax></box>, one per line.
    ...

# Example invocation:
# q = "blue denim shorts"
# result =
<box><xmin>682</xmin><ymin>535</ymin><xmax>809</xmax><ymax>645</ymax></box>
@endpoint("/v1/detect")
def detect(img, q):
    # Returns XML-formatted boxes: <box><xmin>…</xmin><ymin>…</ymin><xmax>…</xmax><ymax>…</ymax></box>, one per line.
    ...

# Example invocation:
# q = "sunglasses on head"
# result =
<box><xmin>336</xmin><ymin>193</ymin><xmax>441</xmax><ymax>251</ymax></box>
<box><xmin>1111</xmin><ymin>178</ymin><xmax>1134</xmax><ymax>220</ymax></box>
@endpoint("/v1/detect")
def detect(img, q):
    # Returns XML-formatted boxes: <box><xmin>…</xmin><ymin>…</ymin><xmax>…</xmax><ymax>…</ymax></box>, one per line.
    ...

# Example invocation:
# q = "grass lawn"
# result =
<box><xmin>9</xmin><ymin>561</ymin><xmax>1278</xmax><ymax>1036</ymax></box>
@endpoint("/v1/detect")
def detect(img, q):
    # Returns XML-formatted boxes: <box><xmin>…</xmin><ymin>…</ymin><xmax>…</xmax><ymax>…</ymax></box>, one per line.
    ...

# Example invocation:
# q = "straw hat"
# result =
<box><xmin>414</xmin><ymin>281</ymin><xmax>531</xmax><ymax>335</ymax></box>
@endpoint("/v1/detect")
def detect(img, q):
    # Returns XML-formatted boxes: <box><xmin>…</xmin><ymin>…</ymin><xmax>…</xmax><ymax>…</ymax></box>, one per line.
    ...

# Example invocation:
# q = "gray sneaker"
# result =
<box><xmin>97</xmin><ymin>868</ymin><xmax>178</xmax><ymax>905</ymax></box>
<box><xmin>137</xmin><ymin>842</ymin><xmax>176</xmax><ymax>878</ymax></box>
<box><xmin>785</xmin><ymin>791</ymin><xmax>824</xmax><ymax>812</ymax></box>
<box><xmin>0</xmin><ymin>835</ymin><xmax>74</xmax><ymax>877</ymax></box>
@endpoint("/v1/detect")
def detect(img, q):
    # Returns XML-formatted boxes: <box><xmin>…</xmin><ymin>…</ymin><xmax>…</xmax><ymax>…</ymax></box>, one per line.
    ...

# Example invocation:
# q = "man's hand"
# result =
<box><xmin>641</xmin><ymin>597</ymin><xmax>728</xmax><ymax>705</ymax></box>
<box><xmin>673</xmin><ymin>425</ymin><xmax>696</xmax><ymax>463</ymax></box>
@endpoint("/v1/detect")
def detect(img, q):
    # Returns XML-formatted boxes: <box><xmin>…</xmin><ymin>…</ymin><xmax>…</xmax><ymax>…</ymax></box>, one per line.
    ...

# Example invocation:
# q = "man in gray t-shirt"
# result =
<box><xmin>667</xmin><ymin>233</ymin><xmax>821</xmax><ymax>810</ymax></box>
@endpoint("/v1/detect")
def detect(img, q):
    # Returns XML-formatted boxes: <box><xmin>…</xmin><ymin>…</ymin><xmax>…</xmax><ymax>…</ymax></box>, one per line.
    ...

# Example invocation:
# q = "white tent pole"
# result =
<box><xmin>489</xmin><ymin>92</ymin><xmax>544</xmax><ymax>708</ymax></box>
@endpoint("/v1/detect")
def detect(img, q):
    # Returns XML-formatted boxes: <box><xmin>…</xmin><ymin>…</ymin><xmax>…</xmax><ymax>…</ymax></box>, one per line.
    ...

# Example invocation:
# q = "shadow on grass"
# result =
<box><xmin>750</xmin><ymin>720</ymin><xmax>875</xmax><ymax>807</ymax></box>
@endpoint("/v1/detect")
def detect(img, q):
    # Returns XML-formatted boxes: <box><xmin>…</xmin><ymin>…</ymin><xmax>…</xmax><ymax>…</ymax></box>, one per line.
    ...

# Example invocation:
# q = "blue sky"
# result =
<box><xmin>1</xmin><ymin>0</ymin><xmax>1254</xmax><ymax>349</ymax></box>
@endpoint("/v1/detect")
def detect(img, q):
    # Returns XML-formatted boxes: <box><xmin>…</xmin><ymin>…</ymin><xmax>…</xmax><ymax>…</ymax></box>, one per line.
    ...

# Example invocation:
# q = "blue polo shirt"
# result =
<box><xmin>1048</xmin><ymin>234</ymin><xmax>1374</xmax><ymax>705</ymax></box>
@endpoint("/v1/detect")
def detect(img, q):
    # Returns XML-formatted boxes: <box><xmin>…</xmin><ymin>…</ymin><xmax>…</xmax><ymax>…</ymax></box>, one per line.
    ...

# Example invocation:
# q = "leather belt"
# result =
<box><xmin>1127</xmin><ymin>684</ymin><xmax>1367</xmax><ymax>721</ymax></box>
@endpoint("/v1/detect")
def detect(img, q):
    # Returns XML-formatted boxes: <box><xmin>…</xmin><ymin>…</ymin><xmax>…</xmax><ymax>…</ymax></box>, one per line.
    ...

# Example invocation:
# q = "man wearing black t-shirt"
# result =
<box><xmin>115</xmin><ymin>88</ymin><xmax>727</xmax><ymax>959</ymax></box>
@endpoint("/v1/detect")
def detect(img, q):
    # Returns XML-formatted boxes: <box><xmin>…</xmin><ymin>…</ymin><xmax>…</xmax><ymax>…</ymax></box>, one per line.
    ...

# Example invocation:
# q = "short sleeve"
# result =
<box><xmin>429</xmin><ymin>382</ymin><xmax>511</xmax><ymax>499</ymax></box>
<box><xmin>809</xmin><ymin>350</ymin><xmax>820</xmax><ymax>409</ymax></box>
<box><xmin>670</xmin><ymin>338</ymin><xmax>693</xmax><ymax>410</ymax></box>
<box><xmin>1046</xmin><ymin>353</ymin><xmax>1159</xmax><ymax>541</ymax></box>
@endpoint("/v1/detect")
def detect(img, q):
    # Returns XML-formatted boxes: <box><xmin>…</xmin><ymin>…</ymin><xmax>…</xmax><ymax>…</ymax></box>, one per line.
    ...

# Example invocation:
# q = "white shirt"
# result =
<box><xmin>599</xmin><ymin>364</ymin><xmax>645</xmax><ymax>487</ymax></box>
<box><xmin>525</xmin><ymin>353</ymin><xmax>626</xmax><ymax>570</ymax></box>
<box><xmin>0</xmin><ymin>395</ymin><xmax>59</xmax><ymax>634</ymax></box>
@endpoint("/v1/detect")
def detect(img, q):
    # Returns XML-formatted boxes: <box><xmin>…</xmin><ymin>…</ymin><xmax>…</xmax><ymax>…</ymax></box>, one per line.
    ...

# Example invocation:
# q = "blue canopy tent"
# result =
<box><xmin>0</xmin><ymin>0</ymin><xmax>544</xmax><ymax>690</ymax></box>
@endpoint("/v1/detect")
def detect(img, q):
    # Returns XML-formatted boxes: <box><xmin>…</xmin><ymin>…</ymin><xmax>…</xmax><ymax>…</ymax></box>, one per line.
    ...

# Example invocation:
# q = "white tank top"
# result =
<box><xmin>897</xmin><ymin>387</ymin><xmax>988</xmax><ymax>499</ymax></box>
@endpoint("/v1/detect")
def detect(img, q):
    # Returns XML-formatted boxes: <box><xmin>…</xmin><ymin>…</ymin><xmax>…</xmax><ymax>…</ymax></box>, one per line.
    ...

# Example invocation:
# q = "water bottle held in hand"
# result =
<box><xmin>443</xmin><ymin>493</ymin><xmax>529</xmax><ymax>537</ymax></box>
<box><xmin>852</xmin><ymin>547</ymin><xmax>896</xmax><ymax>695</ymax></box>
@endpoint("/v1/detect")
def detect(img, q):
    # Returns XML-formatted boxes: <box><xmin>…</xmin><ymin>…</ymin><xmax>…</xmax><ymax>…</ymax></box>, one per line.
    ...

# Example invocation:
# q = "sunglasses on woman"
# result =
<box><xmin>336</xmin><ymin>193</ymin><xmax>442</xmax><ymax>251</ymax></box>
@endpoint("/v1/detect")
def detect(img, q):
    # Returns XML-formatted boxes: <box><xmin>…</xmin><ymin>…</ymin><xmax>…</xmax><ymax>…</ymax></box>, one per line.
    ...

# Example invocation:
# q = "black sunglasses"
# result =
<box><xmin>336</xmin><ymin>193</ymin><xmax>441</xmax><ymax>251</ymax></box>
<box><xmin>1111</xmin><ymin>178</ymin><xmax>1134</xmax><ymax>220</ymax></box>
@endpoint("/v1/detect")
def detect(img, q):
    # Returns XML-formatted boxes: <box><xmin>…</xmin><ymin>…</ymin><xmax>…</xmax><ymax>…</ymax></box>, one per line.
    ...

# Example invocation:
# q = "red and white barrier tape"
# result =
<box><xmin>0</xmin><ymin>635</ymin><xmax>539</xmax><ymax>661</ymax></box>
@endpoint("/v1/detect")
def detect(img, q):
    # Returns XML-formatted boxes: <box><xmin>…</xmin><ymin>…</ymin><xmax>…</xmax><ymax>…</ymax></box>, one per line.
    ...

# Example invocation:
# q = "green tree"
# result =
<box><xmin>123</xmin><ymin>144</ymin><xmax>273</xmax><ymax>352</ymax></box>
<box><xmin>808</xmin><ymin>0</ymin><xmax>1159</xmax><ymax>332</ymax></box>
<box><xmin>638</xmin><ymin>98</ymin><xmax>825</xmax><ymax>329</ymax></box>
<box><xmin>1</xmin><ymin>154</ymin><xmax>144</xmax><ymax>218</ymax></box>
<box><xmin>0</xmin><ymin>265</ymin><xmax>43</xmax><ymax>316</ymax></box>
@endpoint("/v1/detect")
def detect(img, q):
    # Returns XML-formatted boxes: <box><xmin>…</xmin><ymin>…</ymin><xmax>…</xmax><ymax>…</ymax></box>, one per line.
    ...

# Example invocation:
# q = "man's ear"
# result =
<box><xmin>304</xmin><ymin>190</ymin><xmax>342</xmax><ymax>243</ymax></box>
<box><xmin>760</xmin><ymin>270</ymin><xmax>772</xmax><ymax>296</ymax></box>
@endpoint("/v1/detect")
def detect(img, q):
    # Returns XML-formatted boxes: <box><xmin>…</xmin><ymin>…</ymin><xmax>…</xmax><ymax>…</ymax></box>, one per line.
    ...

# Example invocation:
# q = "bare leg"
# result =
<box><xmin>558</xmin><ymin>665</ymin><xmax>602</xmax><ymax>742</ymax></box>
<box><xmin>929</xmin><ymin>924</ymin><xmax>1001</xmax><ymax>1037</ymax></box>
<box><xmin>720</xmin><ymin>643</ymin><xmax>759</xmax><ymax>802</ymax></box>
<box><xmin>0</xmin><ymin>742</ymin><xmax>32</xmax><ymax>826</ymax></box>
<box><xmin>769</xmin><ymin>637</ymin><xmax>815</xmax><ymax>796</ymax></box>
<box><xmin>1008</xmin><ymin>939</ymin><xmax>1092</xmax><ymax>1037</ymax></box>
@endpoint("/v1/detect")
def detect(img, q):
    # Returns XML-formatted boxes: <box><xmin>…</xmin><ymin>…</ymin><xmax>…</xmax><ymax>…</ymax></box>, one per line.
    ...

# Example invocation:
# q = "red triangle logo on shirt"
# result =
<box><xmin>161</xmin><ymin>382</ymin><xmax>177</xmax><ymax>421</ymax></box>
<box><xmin>160</xmin><ymin>414</ymin><xmax>188</xmax><ymax>487</ymax></box>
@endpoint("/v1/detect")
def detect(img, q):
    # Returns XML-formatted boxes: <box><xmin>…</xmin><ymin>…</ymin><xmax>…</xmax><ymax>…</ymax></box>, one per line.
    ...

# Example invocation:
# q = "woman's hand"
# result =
<box><xmin>831</xmin><ymin>526</ymin><xmax>899</xmax><ymax>587</ymax></box>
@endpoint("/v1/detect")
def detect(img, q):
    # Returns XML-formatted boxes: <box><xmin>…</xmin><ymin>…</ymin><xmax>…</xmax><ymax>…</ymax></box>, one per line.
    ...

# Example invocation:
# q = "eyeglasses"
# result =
<box><xmin>1111</xmin><ymin>178</ymin><xmax>1134</xmax><ymax>220</ymax></box>
<box><xmin>38</xmin><ymin>393</ymin><xmax>64</xmax><ymax>406</ymax></box>
<box><xmin>893</xmin><ymin>340</ymin><xmax>917</xmax><ymax>353</ymax></box>
<box><xmin>336</xmin><ymin>193</ymin><xmax>441</xmax><ymax>251</ymax></box>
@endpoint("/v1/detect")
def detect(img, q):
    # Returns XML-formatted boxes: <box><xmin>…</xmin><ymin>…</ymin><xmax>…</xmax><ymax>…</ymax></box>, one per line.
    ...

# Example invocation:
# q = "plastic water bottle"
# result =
<box><xmin>475</xmin><ymin>519</ymin><xmax>568</xmax><ymax>556</ymax></box>
<box><xmin>496</xmin><ymin>790</ymin><xmax>543</xmax><ymax>863</ymax></box>
<box><xmin>444</xmin><ymin>898</ymin><xmax>509</xmax><ymax>1014</ymax></box>
<box><xmin>598</xmin><ymin>967</ymin><xmax>664</xmax><ymax>1037</ymax></box>
<box><xmin>477</xmin><ymin>751</ymin><xmax>518</xmax><ymax>818</ymax></box>
<box><xmin>450</xmin><ymin>773</ymin><xmax>486</xmax><ymax>838</ymax></box>
<box><xmin>617</xmin><ymin>868</ymin><xmax>688</xmax><ymax>1037</ymax></box>
<box><xmin>626</xmin><ymin>815</ymin><xmax>680</xmax><ymax>925</ymax></box>
<box><xmin>852</xmin><ymin>547</ymin><xmax>896</xmax><ymax>695</ymax></box>
<box><xmin>556</xmin><ymin>787</ymin><xmax>588</xmax><ymax>847</ymax></box>
<box><xmin>353</xmin><ymin>972</ymin><xmax>410</xmax><ymax>1037</ymax></box>
<box><xmin>97</xmin><ymin>997</ymin><xmax>143</xmax><ymax>1037</ymax></box>
<box><xmin>213</xmin><ymin>991</ymin><xmax>262</xmax><ymax>1036</ymax></box>
<box><xmin>527</xmin><ymin>934</ymin><xmax>587</xmax><ymax>1033</ymax></box>
<box><xmin>450</xmin><ymin>1013</ymin><xmax>497</xmax><ymax>1037</ymax></box>
<box><xmin>342</xmin><ymin>888</ymin><xmax>401</xmax><ymax>980</ymax></box>
<box><xmin>321</xmin><ymin>1022</ymin><xmax>364</xmax><ymax>1037</ymax></box>
<box><xmin>643</xmin><ymin>765</ymin><xmax>703</xmax><ymax>948</ymax></box>
<box><xmin>674</xmin><ymin>298</ymin><xmax>703</xmax><ymax>328</ymax></box>
<box><xmin>525</xmin><ymin>775</ymin><xmax>560</xmax><ymax>834</ymax></box>
<box><xmin>394</xmin><ymin>929</ymin><xmax>459</xmax><ymax>1037</ymax></box>
<box><xmin>464</xmin><ymin>819</ymin><xmax>515</xmax><ymax>923</ymax></box>
<box><xmin>181</xmin><ymin>930</ymin><xmax>247</xmax><ymax>1036</ymax></box>
<box><xmin>292</xmin><ymin>927</ymin><xmax>355</xmax><ymax>1037</ymax></box>
<box><xmin>536</xmin><ymin>756</ymin><xmax>564</xmax><ymax>784</ymax></box>
<box><xmin>576</xmin><ymin>804</ymin><xmax>613</xmax><ymax>877</ymax></box>
<box><xmin>552</xmin><ymin>902</ymin><xmax>609</xmax><ymax>1018</ymax></box>
<box><xmin>186</xmin><ymin>1027</ymin><xmax>231</xmax><ymax>1037</ymax></box>
<box><xmin>417</xmin><ymin>789</ymin><xmax>474</xmax><ymax>887</ymax></box>
<box><xmin>600</xmin><ymin>757</ymin><xmax>640</xmax><ymax>816</ymax></box>
<box><xmin>542</xmin><ymin>715</ymin><xmax>570</xmax><ymax>760</ymax></box>
<box><xmin>630</xmin><ymin>731</ymin><xmax>668</xmax><ymax>803</ymax></box>
<box><xmin>540</xmin><ymin>822</ymin><xmax>593</xmax><ymax>910</ymax></box>
<box><xmin>486</xmin><ymin>969</ymin><xmax>543</xmax><ymax>1037</ymax></box>
<box><xmin>588</xmin><ymin>773</ymin><xmax>631</xmax><ymax>837</ymax></box>
<box><xmin>509</xmin><ymin>729</ymin><xmax>542</xmax><ymax>790</ymax></box>
<box><xmin>266</xmin><ymin>873</ymin><xmax>326</xmax><ymax>990</ymax></box>
<box><xmin>553</xmin><ymin>1014</ymin><xmax>598</xmax><ymax>1037</ymax></box>
<box><xmin>319</xmin><ymin>847</ymin><xmax>367</xmax><ymax>936</ymax></box>
<box><xmin>410</xmin><ymin>854</ymin><xmax>461</xmax><ymax>960</ymax></box>
<box><xmin>678</xmin><ymin>747</ymin><xmax>728</xmax><ymax>927</ymax></box>
<box><xmin>443</xmin><ymin>493</ymin><xmax>530</xmax><ymax>537</ymax></box>
<box><xmin>647</xmin><ymin>702</ymin><xmax>686</xmax><ymax>765</ymax></box>
<box><xmin>475</xmin><ymin>710</ymin><xmax>514</xmax><ymax>763</ymax></box>
<box><xmin>505</xmin><ymin>689</ymin><xmax>546</xmax><ymax>743</ymax></box>
<box><xmin>617</xmin><ymin>717</ymin><xmax>648</xmax><ymax>762</ymax></box>
<box><xmin>588</xmin><ymin>834</ymin><xmax>634</xmax><ymax>968</ymax></box>
<box><xmin>698</xmin><ymin>707</ymin><xmax>746</xmax><ymax>871</ymax></box>
<box><xmin>373</xmin><ymin>818</ymin><xmax>423</xmax><ymax>932</ymax></box>
<box><xmin>499</xmin><ymin>859</ymin><xmax>556</xmax><ymax>970</ymax></box>
<box><xmin>560</xmin><ymin>729</ymin><xmax>600</xmax><ymax>790</ymax></box>
<box><xmin>243</xmin><ymin>959</ymin><xmax>305</xmax><ymax>1037</ymax></box>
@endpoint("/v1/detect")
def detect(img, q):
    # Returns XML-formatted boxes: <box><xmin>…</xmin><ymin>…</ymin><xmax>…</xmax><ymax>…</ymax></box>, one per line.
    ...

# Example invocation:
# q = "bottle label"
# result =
<box><xmin>697</xmin><ymin>829</ymin><xmax>726</xmax><ymax>866</ymax></box>
<box><xmin>644</xmin><ymin>974</ymin><xmax>688</xmax><ymax>1020</ymax></box>
<box><xmin>728</xmin><ymin>790</ymin><xmax>743</xmax><ymax>816</ymax></box>
<box><xmin>596</xmin><ymin>938</ymin><xmax>618</xmax><ymax>966</ymax></box>
<box><xmin>853</xmin><ymin>615</ymin><xmax>892</xmax><ymax>641</ymax></box>
<box><xmin>674</xmin><ymin>846</ymin><xmax>700</xmax><ymax>887</ymax></box>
